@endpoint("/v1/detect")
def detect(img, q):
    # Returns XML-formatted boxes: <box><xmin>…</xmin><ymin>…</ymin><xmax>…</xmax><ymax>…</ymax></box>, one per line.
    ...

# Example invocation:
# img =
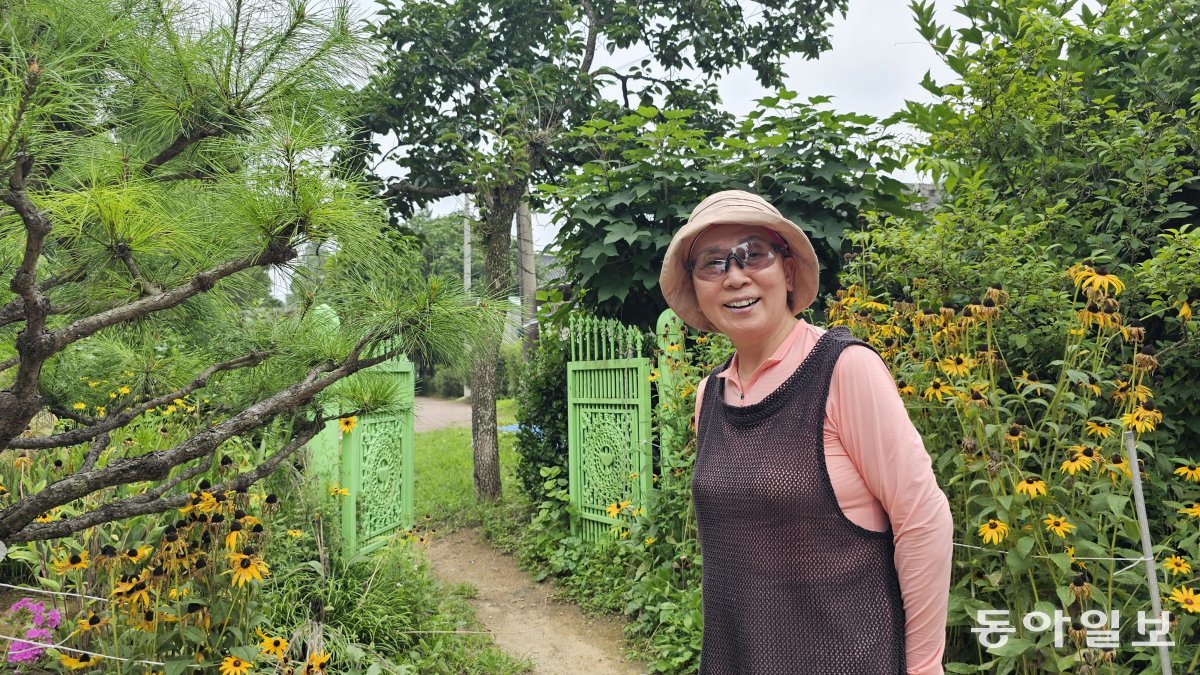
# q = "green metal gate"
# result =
<box><xmin>567</xmin><ymin>315</ymin><xmax>654</xmax><ymax>541</ymax></box>
<box><xmin>307</xmin><ymin>354</ymin><xmax>415</xmax><ymax>555</ymax></box>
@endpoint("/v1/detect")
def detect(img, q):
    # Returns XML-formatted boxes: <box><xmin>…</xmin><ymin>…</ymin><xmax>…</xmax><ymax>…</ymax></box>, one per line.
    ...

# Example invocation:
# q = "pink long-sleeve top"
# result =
<box><xmin>694</xmin><ymin>319</ymin><xmax>953</xmax><ymax>675</ymax></box>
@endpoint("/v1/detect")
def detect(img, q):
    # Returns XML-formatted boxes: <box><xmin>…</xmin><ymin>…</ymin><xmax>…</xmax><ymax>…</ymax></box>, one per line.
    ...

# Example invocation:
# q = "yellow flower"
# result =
<box><xmin>1169</xmin><ymin>586</ymin><xmax>1198</xmax><ymax>614</ymax></box>
<box><xmin>665</xmin><ymin>342</ymin><xmax>682</xmax><ymax>352</ymax></box>
<box><xmin>978</xmin><ymin>519</ymin><xmax>1009</xmax><ymax>545</ymax></box>
<box><xmin>287</xmin><ymin>529</ymin><xmax>302</xmax><ymax>538</ymax></box>
<box><xmin>1180</xmin><ymin>502</ymin><xmax>1200</xmax><ymax>519</ymax></box>
<box><xmin>226</xmin><ymin>551</ymin><xmax>270</xmax><ymax>588</ymax></box>
<box><xmin>1043</xmin><ymin>514</ymin><xmax>1076</xmax><ymax>538</ymax></box>
<box><xmin>307</xmin><ymin>651</ymin><xmax>332</xmax><ymax>670</ymax></box>
<box><xmin>133</xmin><ymin>609</ymin><xmax>159</xmax><ymax>632</ymax></box>
<box><xmin>1076</xmin><ymin>265</ymin><xmax>1125</xmax><ymax>295</ymax></box>
<box><xmin>1084</xmin><ymin>420</ymin><xmax>1113</xmax><ymax>439</ymax></box>
<box><xmin>939</xmin><ymin>354</ymin><xmax>974</xmax><ymax>377</ymax></box>
<box><xmin>257</xmin><ymin>627</ymin><xmax>289</xmax><ymax>657</ymax></box>
<box><xmin>1003</xmin><ymin>424</ymin><xmax>1027</xmax><ymax>451</ymax></box>
<box><xmin>95</xmin><ymin>405</ymin><xmax>105</xmax><ymax>417</ymax></box>
<box><xmin>51</xmin><ymin>550</ymin><xmax>89</xmax><ymax>575</ymax></box>
<box><xmin>122</xmin><ymin>545</ymin><xmax>153</xmax><ymax>563</ymax></box>
<box><xmin>338</xmin><ymin>416</ymin><xmax>358</xmax><ymax>433</ymax></box>
<box><xmin>1061</xmin><ymin>447</ymin><xmax>1096</xmax><ymax>475</ymax></box>
<box><xmin>118</xmin><ymin>385</ymin><xmax>131</xmax><ymax>395</ymax></box>
<box><xmin>897</xmin><ymin>380</ymin><xmax>915</xmax><ymax>397</ymax></box>
<box><xmin>1164</xmin><ymin>555</ymin><xmax>1192</xmax><ymax>577</ymax></box>
<box><xmin>923</xmin><ymin>379</ymin><xmax>955</xmax><ymax>402</ymax></box>
<box><xmin>644</xmin><ymin>537</ymin><xmax>656</xmax><ymax>545</ymax></box>
<box><xmin>74</xmin><ymin>611</ymin><xmax>109</xmax><ymax>634</ymax></box>
<box><xmin>1180</xmin><ymin>301</ymin><xmax>1193</xmax><ymax>322</ymax></box>
<box><xmin>1104</xmin><ymin>453</ymin><xmax>1131</xmax><ymax>482</ymax></box>
<box><xmin>72</xmin><ymin>402</ymin><xmax>87</xmax><ymax>410</ymax></box>
<box><xmin>219</xmin><ymin>655</ymin><xmax>253</xmax><ymax>675</ymax></box>
<box><xmin>169</xmin><ymin>586</ymin><xmax>190</xmax><ymax>599</ymax></box>
<box><xmin>87</xmin><ymin>381</ymin><xmax>99</xmax><ymax>388</ymax></box>
<box><xmin>647</xmin><ymin>370</ymin><xmax>660</xmax><ymax>382</ymax></box>
<box><xmin>328</xmin><ymin>484</ymin><xmax>349</xmax><ymax>497</ymax></box>
<box><xmin>1121</xmin><ymin>400</ymin><xmax>1163</xmax><ymax>433</ymax></box>
<box><xmin>1015</xmin><ymin>477</ymin><xmax>1047</xmax><ymax>498</ymax></box>
<box><xmin>1110</xmin><ymin>379</ymin><xmax>1151</xmax><ymax>404</ymax></box>
<box><xmin>1173</xmin><ymin>464</ymin><xmax>1200</xmax><ymax>482</ymax></box>
<box><xmin>60</xmin><ymin>654</ymin><xmax>103</xmax><ymax>670</ymax></box>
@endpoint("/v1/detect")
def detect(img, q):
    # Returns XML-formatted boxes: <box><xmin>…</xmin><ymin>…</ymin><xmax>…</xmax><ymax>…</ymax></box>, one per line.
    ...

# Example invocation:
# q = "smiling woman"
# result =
<box><xmin>658</xmin><ymin>190</ymin><xmax>954</xmax><ymax>675</ymax></box>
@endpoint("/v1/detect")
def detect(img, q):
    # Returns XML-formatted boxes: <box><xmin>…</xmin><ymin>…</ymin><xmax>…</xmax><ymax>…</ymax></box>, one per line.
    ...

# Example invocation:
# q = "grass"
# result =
<box><xmin>413</xmin><ymin>422</ymin><xmax>523</xmax><ymax>529</ymax></box>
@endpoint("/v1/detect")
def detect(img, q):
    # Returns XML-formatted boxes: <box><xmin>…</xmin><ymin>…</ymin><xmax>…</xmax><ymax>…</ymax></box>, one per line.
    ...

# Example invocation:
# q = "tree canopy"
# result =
<box><xmin>0</xmin><ymin>0</ymin><xmax>500</xmax><ymax>542</ymax></box>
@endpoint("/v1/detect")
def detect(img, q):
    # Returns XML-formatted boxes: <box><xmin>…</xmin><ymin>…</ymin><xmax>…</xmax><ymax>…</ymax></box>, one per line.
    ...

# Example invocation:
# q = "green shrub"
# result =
<box><xmin>513</xmin><ymin>331</ymin><xmax>570</xmax><ymax>500</ymax></box>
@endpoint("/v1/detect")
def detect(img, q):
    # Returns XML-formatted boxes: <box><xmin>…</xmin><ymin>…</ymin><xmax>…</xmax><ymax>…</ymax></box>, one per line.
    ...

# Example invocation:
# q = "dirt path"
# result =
<box><xmin>424</xmin><ymin>527</ymin><xmax>648</xmax><ymax>675</ymax></box>
<box><xmin>413</xmin><ymin>396</ymin><xmax>472</xmax><ymax>433</ymax></box>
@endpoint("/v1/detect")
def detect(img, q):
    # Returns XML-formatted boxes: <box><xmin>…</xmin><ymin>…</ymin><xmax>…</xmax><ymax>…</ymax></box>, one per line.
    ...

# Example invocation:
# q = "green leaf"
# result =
<box><xmin>165</xmin><ymin>658</ymin><xmax>194</xmax><ymax>675</ymax></box>
<box><xmin>986</xmin><ymin>637</ymin><xmax>1034</xmax><ymax>658</ymax></box>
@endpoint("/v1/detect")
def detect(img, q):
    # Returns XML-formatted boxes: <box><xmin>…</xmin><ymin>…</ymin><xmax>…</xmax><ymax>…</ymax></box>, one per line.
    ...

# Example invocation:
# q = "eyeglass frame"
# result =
<box><xmin>685</xmin><ymin>235</ymin><xmax>791</xmax><ymax>281</ymax></box>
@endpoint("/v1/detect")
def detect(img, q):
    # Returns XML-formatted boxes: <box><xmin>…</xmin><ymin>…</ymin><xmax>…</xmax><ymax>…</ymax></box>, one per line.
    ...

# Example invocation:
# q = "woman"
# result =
<box><xmin>658</xmin><ymin>190</ymin><xmax>953</xmax><ymax>674</ymax></box>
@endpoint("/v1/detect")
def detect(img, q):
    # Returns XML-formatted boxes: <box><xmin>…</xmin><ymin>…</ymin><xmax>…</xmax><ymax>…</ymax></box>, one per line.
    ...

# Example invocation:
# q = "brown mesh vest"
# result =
<box><xmin>693</xmin><ymin>326</ymin><xmax>906</xmax><ymax>674</ymax></box>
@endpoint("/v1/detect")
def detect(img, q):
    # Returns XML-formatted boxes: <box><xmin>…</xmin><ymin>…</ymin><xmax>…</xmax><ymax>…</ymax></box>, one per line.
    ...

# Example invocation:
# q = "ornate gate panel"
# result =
<box><xmin>307</xmin><ymin>354</ymin><xmax>415</xmax><ymax>555</ymax></box>
<box><xmin>567</xmin><ymin>316</ymin><xmax>653</xmax><ymax>541</ymax></box>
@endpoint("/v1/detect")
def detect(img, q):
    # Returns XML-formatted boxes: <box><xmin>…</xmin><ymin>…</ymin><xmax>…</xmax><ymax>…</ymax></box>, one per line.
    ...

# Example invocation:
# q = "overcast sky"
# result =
<box><xmin>348</xmin><ymin>0</ymin><xmax>962</xmax><ymax>249</ymax></box>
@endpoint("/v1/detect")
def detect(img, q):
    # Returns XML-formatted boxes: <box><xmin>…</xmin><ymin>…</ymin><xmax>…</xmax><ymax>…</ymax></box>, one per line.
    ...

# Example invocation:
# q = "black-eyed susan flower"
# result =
<box><xmin>923</xmin><ymin>379</ymin><xmax>955</xmax><ymax>402</ymax></box>
<box><xmin>220</xmin><ymin>655</ymin><xmax>253</xmax><ymax>675</ymax></box>
<box><xmin>226</xmin><ymin>550</ymin><xmax>270</xmax><ymax>587</ymax></box>
<box><xmin>225</xmin><ymin>522</ymin><xmax>244</xmax><ymax>551</ymax></box>
<box><xmin>1104</xmin><ymin>454</ymin><xmax>1131</xmax><ymax>482</ymax></box>
<box><xmin>1084</xmin><ymin>420</ymin><xmax>1114</xmax><ymax>439</ymax></box>
<box><xmin>1134</xmin><ymin>345</ymin><xmax>1159</xmax><ymax>372</ymax></box>
<box><xmin>1110</xmin><ymin>379</ymin><xmax>1151</xmax><ymax>404</ymax></box>
<box><xmin>1169</xmin><ymin>586</ymin><xmax>1198</xmax><ymax>614</ymax></box>
<box><xmin>1174</xmin><ymin>464</ymin><xmax>1200</xmax><ymax>482</ymax></box>
<box><xmin>1015</xmin><ymin>370</ymin><xmax>1039</xmax><ymax>392</ymax></box>
<box><xmin>1015</xmin><ymin>477</ymin><xmax>1047</xmax><ymax>498</ymax></box>
<box><xmin>1122</xmin><ymin>400</ymin><xmax>1163</xmax><ymax>434</ymax></box>
<box><xmin>287</xmin><ymin>529</ymin><xmax>302</xmax><ymax>538</ymax></box>
<box><xmin>257</xmin><ymin>627</ymin><xmax>289</xmax><ymax>657</ymax></box>
<box><xmin>940</xmin><ymin>354</ymin><xmax>974</xmax><ymax>377</ymax></box>
<box><xmin>1076</xmin><ymin>265</ymin><xmax>1125</xmax><ymax>295</ymax></box>
<box><xmin>961</xmin><ymin>384</ymin><xmax>990</xmax><ymax>408</ymax></box>
<box><xmin>74</xmin><ymin>611</ymin><xmax>108</xmax><ymax>634</ymax></box>
<box><xmin>897</xmin><ymin>380</ymin><xmax>915</xmax><ymax>397</ymax></box>
<box><xmin>1180</xmin><ymin>503</ymin><xmax>1200</xmax><ymax>519</ymax></box>
<box><xmin>1060</xmin><ymin>446</ymin><xmax>1095</xmax><ymax>475</ymax></box>
<box><xmin>1069</xmin><ymin>573</ymin><xmax>1092</xmax><ymax>601</ymax></box>
<box><xmin>1043</xmin><ymin>514</ymin><xmax>1076</xmax><ymax>538</ymax></box>
<box><xmin>52</xmin><ymin>551</ymin><xmax>89</xmax><ymax>575</ymax></box>
<box><xmin>60</xmin><ymin>654</ymin><xmax>103</xmax><ymax>670</ymax></box>
<box><xmin>1003</xmin><ymin>424</ymin><xmax>1027</xmax><ymax>451</ymax></box>
<box><xmin>328</xmin><ymin>484</ymin><xmax>349</xmax><ymax>497</ymax></box>
<box><xmin>338</xmin><ymin>416</ymin><xmax>357</xmax><ymax>433</ymax></box>
<box><xmin>133</xmin><ymin>609</ymin><xmax>158</xmax><ymax>632</ymax></box>
<box><xmin>1164</xmin><ymin>555</ymin><xmax>1192</xmax><ymax>577</ymax></box>
<box><xmin>977</xmin><ymin>519</ymin><xmax>1009</xmax><ymax>545</ymax></box>
<box><xmin>306</xmin><ymin>651</ymin><xmax>332</xmax><ymax>672</ymax></box>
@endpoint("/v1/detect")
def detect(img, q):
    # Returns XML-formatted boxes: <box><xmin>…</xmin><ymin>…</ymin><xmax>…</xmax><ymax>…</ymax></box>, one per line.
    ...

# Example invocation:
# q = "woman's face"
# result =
<box><xmin>689</xmin><ymin>223</ymin><xmax>796</xmax><ymax>344</ymax></box>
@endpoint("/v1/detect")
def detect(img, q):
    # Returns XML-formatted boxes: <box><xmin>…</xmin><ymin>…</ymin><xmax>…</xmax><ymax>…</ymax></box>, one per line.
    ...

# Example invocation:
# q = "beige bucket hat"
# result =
<box><xmin>659</xmin><ymin>190</ymin><xmax>819</xmax><ymax>332</ymax></box>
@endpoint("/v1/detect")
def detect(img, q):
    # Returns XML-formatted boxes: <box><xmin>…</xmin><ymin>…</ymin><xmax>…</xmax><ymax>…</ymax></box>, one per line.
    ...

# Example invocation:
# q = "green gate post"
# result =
<box><xmin>567</xmin><ymin>315</ymin><xmax>654</xmax><ymax>541</ymax></box>
<box><xmin>302</xmin><ymin>303</ymin><xmax>415</xmax><ymax>556</ymax></box>
<box><xmin>655</xmin><ymin>309</ymin><xmax>685</xmax><ymax>472</ymax></box>
<box><xmin>341</xmin><ymin>354</ymin><xmax>415</xmax><ymax>555</ymax></box>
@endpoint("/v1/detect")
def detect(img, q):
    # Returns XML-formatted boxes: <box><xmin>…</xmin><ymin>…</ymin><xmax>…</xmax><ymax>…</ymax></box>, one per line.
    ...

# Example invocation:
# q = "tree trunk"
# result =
<box><xmin>470</xmin><ymin>181</ymin><xmax>525</xmax><ymax>500</ymax></box>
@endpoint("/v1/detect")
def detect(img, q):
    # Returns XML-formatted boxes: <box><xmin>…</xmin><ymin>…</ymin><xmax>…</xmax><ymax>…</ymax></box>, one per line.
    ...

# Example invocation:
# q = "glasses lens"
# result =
<box><xmin>691</xmin><ymin>238</ymin><xmax>777</xmax><ymax>281</ymax></box>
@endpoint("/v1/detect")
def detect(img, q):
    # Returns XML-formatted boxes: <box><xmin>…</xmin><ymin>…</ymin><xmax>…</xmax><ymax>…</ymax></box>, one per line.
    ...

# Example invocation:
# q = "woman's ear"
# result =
<box><xmin>783</xmin><ymin>255</ymin><xmax>797</xmax><ymax>294</ymax></box>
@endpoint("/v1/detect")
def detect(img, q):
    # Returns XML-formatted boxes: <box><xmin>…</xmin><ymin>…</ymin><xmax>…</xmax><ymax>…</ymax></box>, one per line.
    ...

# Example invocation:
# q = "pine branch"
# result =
<box><xmin>4</xmin><ymin>421</ymin><xmax>321</xmax><ymax>542</ymax></box>
<box><xmin>10</xmin><ymin>351</ymin><xmax>272</xmax><ymax>450</ymax></box>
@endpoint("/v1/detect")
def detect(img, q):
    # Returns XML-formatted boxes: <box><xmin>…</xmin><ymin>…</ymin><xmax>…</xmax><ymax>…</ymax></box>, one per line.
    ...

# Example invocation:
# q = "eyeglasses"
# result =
<box><xmin>687</xmin><ymin>237</ymin><xmax>788</xmax><ymax>282</ymax></box>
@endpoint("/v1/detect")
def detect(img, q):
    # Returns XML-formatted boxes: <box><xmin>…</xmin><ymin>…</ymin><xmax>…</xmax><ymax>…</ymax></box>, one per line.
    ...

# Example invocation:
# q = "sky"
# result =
<box><xmin>348</xmin><ymin>0</ymin><xmax>963</xmax><ymax>250</ymax></box>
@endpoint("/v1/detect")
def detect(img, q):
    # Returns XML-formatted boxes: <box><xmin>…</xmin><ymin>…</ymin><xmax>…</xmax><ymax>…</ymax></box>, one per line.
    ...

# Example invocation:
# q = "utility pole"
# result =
<box><xmin>462</xmin><ymin>196</ymin><xmax>472</xmax><ymax>293</ymax></box>
<box><xmin>517</xmin><ymin>198</ymin><xmax>537</xmax><ymax>359</ymax></box>
<box><xmin>462</xmin><ymin>197</ymin><xmax>472</xmax><ymax>399</ymax></box>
